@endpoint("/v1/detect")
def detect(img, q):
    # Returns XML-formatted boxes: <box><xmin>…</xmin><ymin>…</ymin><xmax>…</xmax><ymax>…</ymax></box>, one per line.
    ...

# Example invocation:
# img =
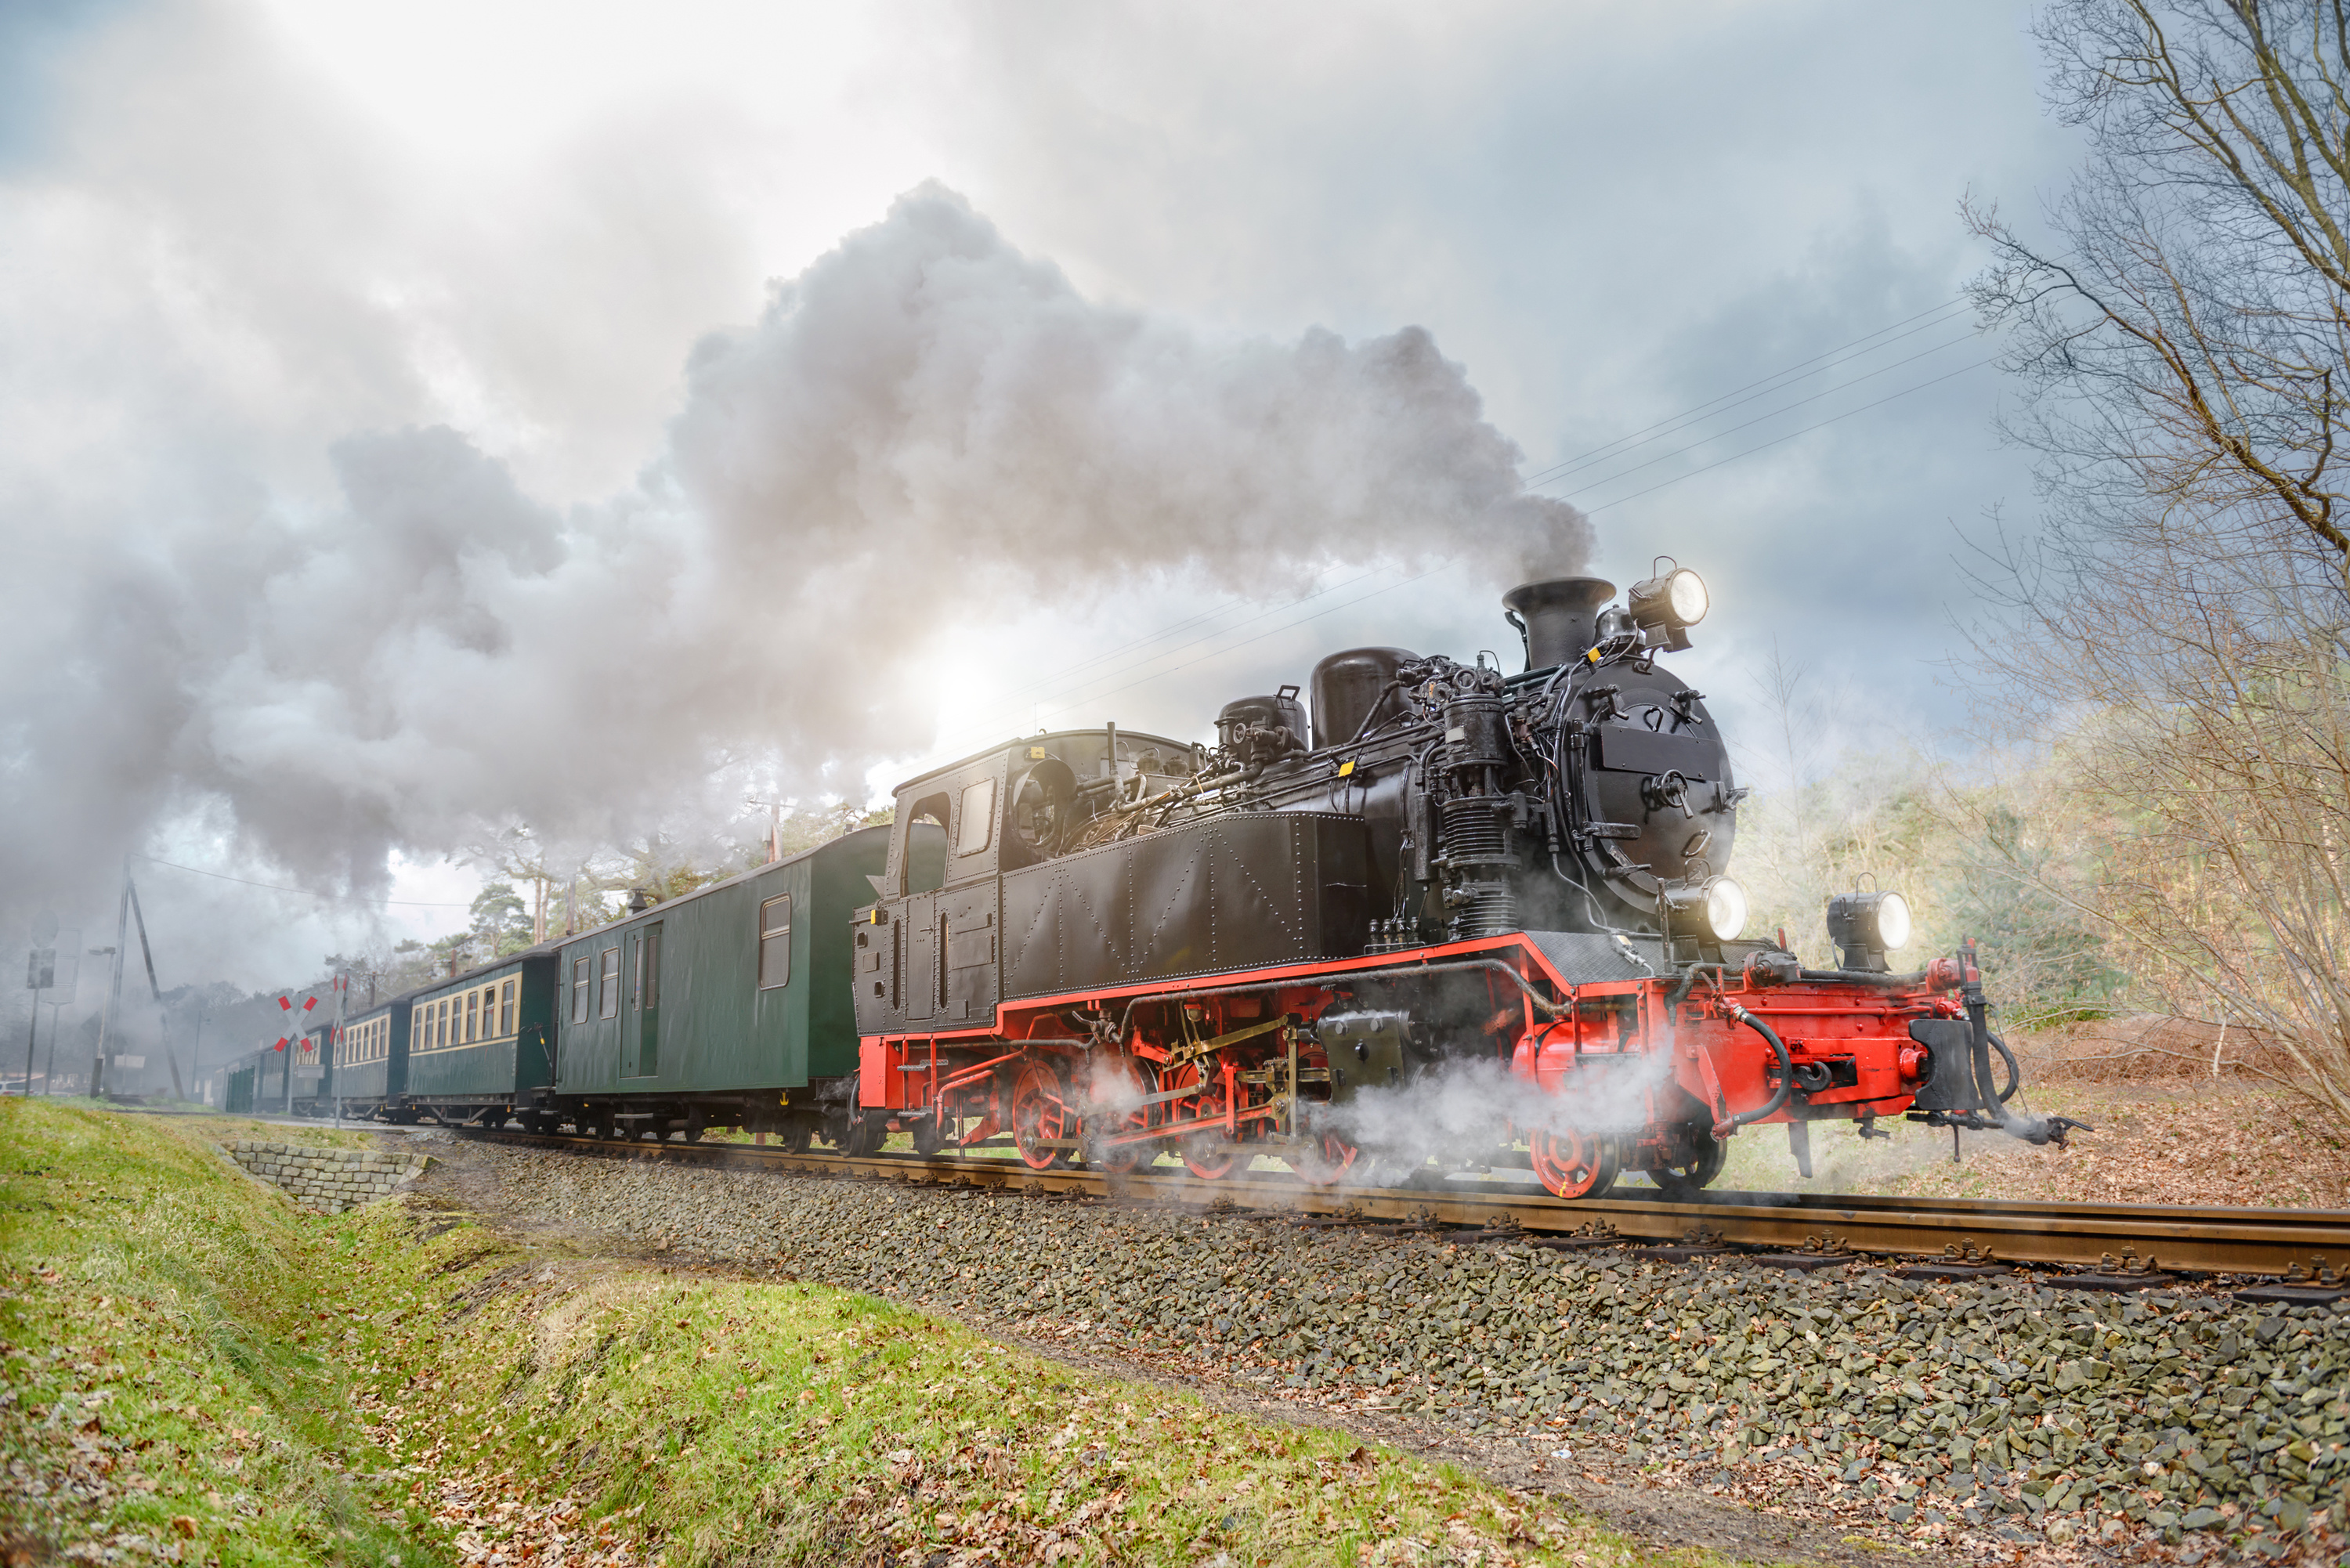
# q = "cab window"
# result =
<box><xmin>956</xmin><ymin>779</ymin><xmax>996</xmax><ymax>856</ymax></box>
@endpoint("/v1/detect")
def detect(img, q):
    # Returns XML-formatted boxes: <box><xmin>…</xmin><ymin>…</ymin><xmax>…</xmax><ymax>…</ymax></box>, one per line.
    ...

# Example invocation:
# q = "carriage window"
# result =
<box><xmin>956</xmin><ymin>779</ymin><xmax>996</xmax><ymax>856</ymax></box>
<box><xmin>597</xmin><ymin>948</ymin><xmax>620</xmax><ymax>1019</ymax></box>
<box><xmin>501</xmin><ymin>979</ymin><xmax>516</xmax><ymax>1036</ymax></box>
<box><xmin>639</xmin><ymin>928</ymin><xmax>661</xmax><ymax>1010</ymax></box>
<box><xmin>571</xmin><ymin>956</ymin><xmax>591</xmax><ymax>1023</ymax></box>
<box><xmin>757</xmin><ymin>894</ymin><xmax>792</xmax><ymax>990</ymax></box>
<box><xmin>465</xmin><ymin>991</ymin><xmax>478</xmax><ymax>1043</ymax></box>
<box><xmin>438</xmin><ymin>999</ymin><xmax>450</xmax><ymax>1048</ymax></box>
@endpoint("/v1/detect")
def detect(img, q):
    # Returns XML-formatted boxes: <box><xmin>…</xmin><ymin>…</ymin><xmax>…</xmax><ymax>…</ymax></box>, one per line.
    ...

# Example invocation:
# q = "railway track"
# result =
<box><xmin>454</xmin><ymin>1126</ymin><xmax>2350</xmax><ymax>1283</ymax></box>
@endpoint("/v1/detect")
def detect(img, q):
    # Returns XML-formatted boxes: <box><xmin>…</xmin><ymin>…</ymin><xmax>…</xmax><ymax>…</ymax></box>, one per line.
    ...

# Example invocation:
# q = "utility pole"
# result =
<box><xmin>747</xmin><ymin>797</ymin><xmax>786</xmax><ymax>864</ymax></box>
<box><xmin>90</xmin><ymin>862</ymin><xmax>129</xmax><ymax>1100</ymax></box>
<box><xmin>126</xmin><ymin>877</ymin><xmax>181</xmax><ymax>1100</ymax></box>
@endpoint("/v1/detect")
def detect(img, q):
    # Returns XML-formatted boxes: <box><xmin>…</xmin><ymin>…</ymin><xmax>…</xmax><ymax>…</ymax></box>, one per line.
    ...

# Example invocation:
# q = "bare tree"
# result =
<box><xmin>1965</xmin><ymin>0</ymin><xmax>2350</xmax><ymax>1122</ymax></box>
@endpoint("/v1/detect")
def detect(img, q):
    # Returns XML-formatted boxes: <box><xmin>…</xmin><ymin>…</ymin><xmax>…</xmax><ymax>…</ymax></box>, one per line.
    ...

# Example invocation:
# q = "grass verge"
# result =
<box><xmin>3</xmin><ymin>1100</ymin><xmax>1755</xmax><ymax>1566</ymax></box>
<box><xmin>0</xmin><ymin>1098</ymin><xmax>439</xmax><ymax>1567</ymax></box>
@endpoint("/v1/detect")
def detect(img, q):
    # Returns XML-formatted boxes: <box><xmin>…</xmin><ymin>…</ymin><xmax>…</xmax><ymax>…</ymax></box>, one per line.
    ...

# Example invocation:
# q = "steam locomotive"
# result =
<box><xmin>841</xmin><ymin>565</ymin><xmax>2081</xmax><ymax>1197</ymax></box>
<box><xmin>334</xmin><ymin>566</ymin><xmax>2080</xmax><ymax>1198</ymax></box>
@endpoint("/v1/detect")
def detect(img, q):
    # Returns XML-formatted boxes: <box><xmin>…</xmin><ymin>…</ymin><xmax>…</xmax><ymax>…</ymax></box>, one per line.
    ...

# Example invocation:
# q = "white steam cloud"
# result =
<box><xmin>1326</xmin><ymin>1053</ymin><xmax>1675</xmax><ymax>1163</ymax></box>
<box><xmin>3</xmin><ymin>184</ymin><xmax>1588</xmax><ymax>920</ymax></box>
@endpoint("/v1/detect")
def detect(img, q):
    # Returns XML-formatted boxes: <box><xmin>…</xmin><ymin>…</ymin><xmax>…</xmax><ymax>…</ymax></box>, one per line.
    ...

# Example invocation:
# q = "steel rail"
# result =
<box><xmin>451</xmin><ymin>1128</ymin><xmax>2350</xmax><ymax>1278</ymax></box>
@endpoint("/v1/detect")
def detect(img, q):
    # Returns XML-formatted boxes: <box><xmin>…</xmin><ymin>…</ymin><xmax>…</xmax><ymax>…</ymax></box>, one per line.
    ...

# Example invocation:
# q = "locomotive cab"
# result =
<box><xmin>857</xmin><ymin>727</ymin><xmax>1204</xmax><ymax>1034</ymax></box>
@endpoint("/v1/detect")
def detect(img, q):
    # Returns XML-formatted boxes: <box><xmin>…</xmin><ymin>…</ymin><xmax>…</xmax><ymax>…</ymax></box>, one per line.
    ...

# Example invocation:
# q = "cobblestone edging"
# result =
<box><xmin>219</xmin><ymin>1139</ymin><xmax>431</xmax><ymax>1214</ymax></box>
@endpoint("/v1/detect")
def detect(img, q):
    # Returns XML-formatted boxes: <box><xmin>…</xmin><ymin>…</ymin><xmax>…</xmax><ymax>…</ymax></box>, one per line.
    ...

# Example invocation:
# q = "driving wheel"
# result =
<box><xmin>1530</xmin><ymin>1125</ymin><xmax>1620</xmax><ymax>1200</ymax></box>
<box><xmin>1010</xmin><ymin>1059</ymin><xmax>1074</xmax><ymax>1171</ymax></box>
<box><xmin>1166</xmin><ymin>1060</ymin><xmax>1242</xmax><ymax>1180</ymax></box>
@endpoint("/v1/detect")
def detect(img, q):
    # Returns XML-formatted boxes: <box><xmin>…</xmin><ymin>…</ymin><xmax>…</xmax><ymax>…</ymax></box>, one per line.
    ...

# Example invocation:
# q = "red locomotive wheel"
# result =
<box><xmin>1530</xmin><ymin>1126</ymin><xmax>1619</xmax><ymax>1200</ymax></box>
<box><xmin>1166</xmin><ymin>1060</ymin><xmax>1243</xmax><ymax>1180</ymax></box>
<box><xmin>1081</xmin><ymin>1056</ymin><xmax>1154</xmax><ymax>1174</ymax></box>
<box><xmin>1010</xmin><ymin>1060</ymin><xmax>1073</xmax><ymax>1171</ymax></box>
<box><xmin>1289</xmin><ymin>1131</ymin><xmax>1360</xmax><ymax>1187</ymax></box>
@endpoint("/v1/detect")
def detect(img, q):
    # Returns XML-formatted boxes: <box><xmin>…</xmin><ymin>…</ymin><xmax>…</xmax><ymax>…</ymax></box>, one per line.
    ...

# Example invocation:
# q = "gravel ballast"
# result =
<box><xmin>438</xmin><ymin>1142</ymin><xmax>2350</xmax><ymax>1563</ymax></box>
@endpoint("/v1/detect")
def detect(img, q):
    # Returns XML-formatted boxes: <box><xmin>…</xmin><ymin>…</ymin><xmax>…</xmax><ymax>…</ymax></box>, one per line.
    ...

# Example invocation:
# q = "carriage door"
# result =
<box><xmin>624</xmin><ymin>923</ymin><xmax>663</xmax><ymax>1078</ymax></box>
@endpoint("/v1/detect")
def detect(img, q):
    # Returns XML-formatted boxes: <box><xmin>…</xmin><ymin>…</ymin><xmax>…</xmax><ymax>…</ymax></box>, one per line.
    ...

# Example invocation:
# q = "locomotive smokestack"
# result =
<box><xmin>1503</xmin><ymin>576</ymin><xmax>1617</xmax><ymax>672</ymax></box>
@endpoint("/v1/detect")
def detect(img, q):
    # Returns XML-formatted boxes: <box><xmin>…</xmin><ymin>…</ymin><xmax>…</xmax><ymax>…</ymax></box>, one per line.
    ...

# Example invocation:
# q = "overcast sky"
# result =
<box><xmin>1</xmin><ymin>0</ymin><xmax>2081</xmax><ymax>1011</ymax></box>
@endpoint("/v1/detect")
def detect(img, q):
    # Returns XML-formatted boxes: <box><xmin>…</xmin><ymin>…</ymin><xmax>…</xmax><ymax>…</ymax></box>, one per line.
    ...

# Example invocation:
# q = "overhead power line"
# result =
<box><xmin>1519</xmin><ymin>296</ymin><xmax>1973</xmax><ymax>490</ymax></box>
<box><xmin>1578</xmin><ymin>356</ymin><xmax>1998</xmax><ymax>515</ymax></box>
<box><xmin>1543</xmin><ymin>330</ymin><xmax>1980</xmax><ymax>501</ymax></box>
<box><xmin>132</xmin><ymin>853</ymin><xmax>475</xmax><ymax>909</ymax></box>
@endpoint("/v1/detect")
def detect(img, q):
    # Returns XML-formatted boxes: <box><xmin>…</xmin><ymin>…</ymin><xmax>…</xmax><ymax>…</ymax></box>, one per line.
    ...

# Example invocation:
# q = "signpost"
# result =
<box><xmin>40</xmin><ymin>936</ymin><xmax>78</xmax><ymax>1095</ymax></box>
<box><xmin>22</xmin><ymin>910</ymin><xmax>56</xmax><ymax>1094</ymax></box>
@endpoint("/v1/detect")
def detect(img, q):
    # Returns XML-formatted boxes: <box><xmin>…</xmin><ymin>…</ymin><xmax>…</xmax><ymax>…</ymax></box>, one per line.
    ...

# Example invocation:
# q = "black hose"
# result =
<box><xmin>1969</xmin><ymin>1009</ymin><xmax>2005</xmax><ymax>1125</ymax></box>
<box><xmin>1988</xmin><ymin>1031</ymin><xmax>2020</xmax><ymax>1103</ymax></box>
<box><xmin>1347</xmin><ymin>679</ymin><xmax>1411</xmax><ymax>745</ymax></box>
<box><xmin>1665</xmin><ymin>963</ymin><xmax>1725</xmax><ymax>1010</ymax></box>
<box><xmin>1719</xmin><ymin>1003</ymin><xmax>1793</xmax><ymax>1130</ymax></box>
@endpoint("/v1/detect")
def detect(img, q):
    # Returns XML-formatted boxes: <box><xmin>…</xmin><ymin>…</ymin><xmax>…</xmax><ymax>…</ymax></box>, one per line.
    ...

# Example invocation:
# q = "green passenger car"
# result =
<box><xmin>544</xmin><ymin>825</ymin><xmax>891</xmax><ymax>1142</ymax></box>
<box><xmin>333</xmin><ymin>997</ymin><xmax>413</xmax><ymax>1119</ymax></box>
<box><xmin>401</xmin><ymin>950</ymin><xmax>559</xmax><ymax>1125</ymax></box>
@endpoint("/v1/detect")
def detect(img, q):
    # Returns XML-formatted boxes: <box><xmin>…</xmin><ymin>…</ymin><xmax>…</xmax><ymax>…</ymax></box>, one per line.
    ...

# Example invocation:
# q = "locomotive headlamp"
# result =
<box><xmin>1826</xmin><ymin>887</ymin><xmax>1912</xmax><ymax>972</ymax></box>
<box><xmin>1662</xmin><ymin>875</ymin><xmax>1749</xmax><ymax>947</ymax></box>
<box><xmin>1626</xmin><ymin>561</ymin><xmax>1708</xmax><ymax>651</ymax></box>
<box><xmin>1704</xmin><ymin>876</ymin><xmax>1750</xmax><ymax>941</ymax></box>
